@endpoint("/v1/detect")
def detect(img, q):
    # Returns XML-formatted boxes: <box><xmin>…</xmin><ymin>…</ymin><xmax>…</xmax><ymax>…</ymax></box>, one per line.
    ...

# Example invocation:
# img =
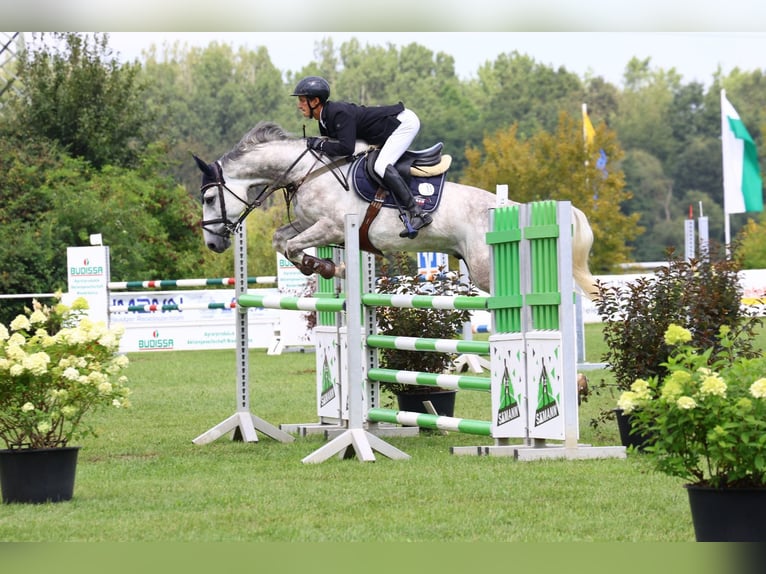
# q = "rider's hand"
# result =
<box><xmin>306</xmin><ymin>137</ymin><xmax>325</xmax><ymax>152</ymax></box>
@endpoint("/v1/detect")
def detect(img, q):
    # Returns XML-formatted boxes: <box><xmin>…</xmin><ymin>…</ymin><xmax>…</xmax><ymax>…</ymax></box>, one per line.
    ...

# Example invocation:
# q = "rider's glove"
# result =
<box><xmin>306</xmin><ymin>137</ymin><xmax>325</xmax><ymax>152</ymax></box>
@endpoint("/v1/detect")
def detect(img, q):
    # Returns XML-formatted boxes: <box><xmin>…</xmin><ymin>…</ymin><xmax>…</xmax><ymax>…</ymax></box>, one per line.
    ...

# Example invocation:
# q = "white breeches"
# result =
<box><xmin>373</xmin><ymin>108</ymin><xmax>420</xmax><ymax>178</ymax></box>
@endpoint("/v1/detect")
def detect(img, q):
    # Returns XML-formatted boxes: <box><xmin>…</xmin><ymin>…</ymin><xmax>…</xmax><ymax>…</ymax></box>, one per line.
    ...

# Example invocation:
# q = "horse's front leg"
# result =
<box><xmin>273</xmin><ymin>218</ymin><xmax>344</xmax><ymax>280</ymax></box>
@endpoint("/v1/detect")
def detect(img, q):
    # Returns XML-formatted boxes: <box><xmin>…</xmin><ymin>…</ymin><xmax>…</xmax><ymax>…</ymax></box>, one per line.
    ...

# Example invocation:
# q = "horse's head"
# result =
<box><xmin>194</xmin><ymin>154</ymin><xmax>235</xmax><ymax>253</ymax></box>
<box><xmin>194</xmin><ymin>122</ymin><xmax>300</xmax><ymax>253</ymax></box>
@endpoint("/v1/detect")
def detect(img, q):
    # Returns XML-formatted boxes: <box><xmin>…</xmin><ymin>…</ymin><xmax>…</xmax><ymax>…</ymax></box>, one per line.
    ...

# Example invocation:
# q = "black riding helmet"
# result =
<box><xmin>291</xmin><ymin>76</ymin><xmax>330</xmax><ymax>103</ymax></box>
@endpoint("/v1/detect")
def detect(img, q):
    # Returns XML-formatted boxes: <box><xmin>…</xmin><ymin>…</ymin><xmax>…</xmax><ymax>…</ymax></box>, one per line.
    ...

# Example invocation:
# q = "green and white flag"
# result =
<box><xmin>721</xmin><ymin>89</ymin><xmax>763</xmax><ymax>214</ymax></box>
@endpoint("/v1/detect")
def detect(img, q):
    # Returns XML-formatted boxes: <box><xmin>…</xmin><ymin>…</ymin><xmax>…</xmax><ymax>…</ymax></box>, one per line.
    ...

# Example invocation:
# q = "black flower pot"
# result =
<box><xmin>613</xmin><ymin>408</ymin><xmax>652</xmax><ymax>451</ymax></box>
<box><xmin>0</xmin><ymin>446</ymin><xmax>80</xmax><ymax>504</ymax></box>
<box><xmin>396</xmin><ymin>390</ymin><xmax>456</xmax><ymax>417</ymax></box>
<box><xmin>686</xmin><ymin>484</ymin><xmax>766</xmax><ymax>542</ymax></box>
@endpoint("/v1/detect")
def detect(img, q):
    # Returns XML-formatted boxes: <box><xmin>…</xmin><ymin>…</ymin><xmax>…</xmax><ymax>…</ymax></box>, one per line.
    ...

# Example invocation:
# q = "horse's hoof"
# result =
<box><xmin>316</xmin><ymin>260</ymin><xmax>336</xmax><ymax>280</ymax></box>
<box><xmin>301</xmin><ymin>254</ymin><xmax>336</xmax><ymax>279</ymax></box>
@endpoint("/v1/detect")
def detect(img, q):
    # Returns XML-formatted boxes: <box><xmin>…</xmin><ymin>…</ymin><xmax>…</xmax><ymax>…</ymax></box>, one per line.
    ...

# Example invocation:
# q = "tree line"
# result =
<box><xmin>1</xmin><ymin>32</ymin><xmax>765</xmax><ymax>322</ymax></box>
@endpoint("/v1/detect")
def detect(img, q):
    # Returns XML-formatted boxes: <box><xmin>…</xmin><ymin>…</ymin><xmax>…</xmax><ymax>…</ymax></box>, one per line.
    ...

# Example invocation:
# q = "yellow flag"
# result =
<box><xmin>583</xmin><ymin>105</ymin><xmax>596</xmax><ymax>147</ymax></box>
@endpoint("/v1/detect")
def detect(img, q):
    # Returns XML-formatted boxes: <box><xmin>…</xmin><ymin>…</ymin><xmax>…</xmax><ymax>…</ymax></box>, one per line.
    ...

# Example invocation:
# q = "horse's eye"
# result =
<box><xmin>203</xmin><ymin>194</ymin><xmax>216</xmax><ymax>206</ymax></box>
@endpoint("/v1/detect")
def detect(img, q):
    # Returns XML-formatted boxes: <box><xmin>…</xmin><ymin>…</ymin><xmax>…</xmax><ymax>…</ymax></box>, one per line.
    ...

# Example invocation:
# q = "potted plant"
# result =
<box><xmin>618</xmin><ymin>323</ymin><xmax>766</xmax><ymax>541</ymax></box>
<box><xmin>375</xmin><ymin>253</ymin><xmax>475</xmax><ymax>416</ymax></box>
<box><xmin>592</xmin><ymin>247</ymin><xmax>761</xmax><ymax>447</ymax></box>
<box><xmin>0</xmin><ymin>296</ymin><xmax>131</xmax><ymax>503</ymax></box>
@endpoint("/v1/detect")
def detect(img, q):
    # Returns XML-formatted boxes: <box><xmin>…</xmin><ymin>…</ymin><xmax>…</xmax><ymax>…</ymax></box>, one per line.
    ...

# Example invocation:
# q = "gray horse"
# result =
<box><xmin>194</xmin><ymin>122</ymin><xmax>598</xmax><ymax>298</ymax></box>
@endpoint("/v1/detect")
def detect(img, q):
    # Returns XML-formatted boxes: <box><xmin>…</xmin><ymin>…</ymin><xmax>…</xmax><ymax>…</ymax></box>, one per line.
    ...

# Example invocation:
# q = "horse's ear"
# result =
<box><xmin>193</xmin><ymin>154</ymin><xmax>215</xmax><ymax>177</ymax></box>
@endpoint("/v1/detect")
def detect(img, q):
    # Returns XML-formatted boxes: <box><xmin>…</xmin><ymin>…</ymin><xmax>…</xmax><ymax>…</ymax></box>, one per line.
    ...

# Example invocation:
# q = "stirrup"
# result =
<box><xmin>399</xmin><ymin>222</ymin><xmax>417</xmax><ymax>239</ymax></box>
<box><xmin>398</xmin><ymin>213</ymin><xmax>417</xmax><ymax>238</ymax></box>
<box><xmin>399</xmin><ymin>213</ymin><xmax>431</xmax><ymax>239</ymax></box>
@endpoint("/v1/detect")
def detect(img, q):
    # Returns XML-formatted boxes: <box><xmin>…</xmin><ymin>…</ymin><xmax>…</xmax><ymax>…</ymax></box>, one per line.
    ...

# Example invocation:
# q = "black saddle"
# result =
<box><xmin>350</xmin><ymin>145</ymin><xmax>449</xmax><ymax>213</ymax></box>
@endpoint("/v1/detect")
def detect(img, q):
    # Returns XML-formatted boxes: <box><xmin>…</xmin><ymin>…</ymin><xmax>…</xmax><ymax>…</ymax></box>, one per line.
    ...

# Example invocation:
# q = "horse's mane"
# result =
<box><xmin>224</xmin><ymin>121</ymin><xmax>293</xmax><ymax>162</ymax></box>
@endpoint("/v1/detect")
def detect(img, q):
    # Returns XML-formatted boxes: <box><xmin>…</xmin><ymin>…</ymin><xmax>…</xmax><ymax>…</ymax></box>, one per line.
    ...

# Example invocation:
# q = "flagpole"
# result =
<box><xmin>721</xmin><ymin>89</ymin><xmax>732</xmax><ymax>249</ymax></box>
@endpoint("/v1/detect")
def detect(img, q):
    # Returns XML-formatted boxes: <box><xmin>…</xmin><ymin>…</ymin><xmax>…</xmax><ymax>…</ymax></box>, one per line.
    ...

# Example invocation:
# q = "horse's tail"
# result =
<box><xmin>571</xmin><ymin>206</ymin><xmax>599</xmax><ymax>300</ymax></box>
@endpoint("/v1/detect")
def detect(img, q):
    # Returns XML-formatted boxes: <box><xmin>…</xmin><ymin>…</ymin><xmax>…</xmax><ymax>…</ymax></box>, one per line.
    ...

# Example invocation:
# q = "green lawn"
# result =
<box><xmin>1</xmin><ymin>323</ymin><xmax>762</xmax><ymax>546</ymax></box>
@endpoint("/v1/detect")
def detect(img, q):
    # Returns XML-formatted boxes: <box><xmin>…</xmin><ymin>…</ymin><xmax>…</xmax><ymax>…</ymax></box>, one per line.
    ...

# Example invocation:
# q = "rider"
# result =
<box><xmin>291</xmin><ymin>75</ymin><xmax>432</xmax><ymax>238</ymax></box>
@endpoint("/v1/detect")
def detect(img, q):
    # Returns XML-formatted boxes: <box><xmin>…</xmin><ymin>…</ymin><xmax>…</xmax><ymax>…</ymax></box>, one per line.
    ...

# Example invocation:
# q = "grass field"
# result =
<box><xmin>1</xmin><ymin>323</ymin><xmax>763</xmax><ymax>546</ymax></box>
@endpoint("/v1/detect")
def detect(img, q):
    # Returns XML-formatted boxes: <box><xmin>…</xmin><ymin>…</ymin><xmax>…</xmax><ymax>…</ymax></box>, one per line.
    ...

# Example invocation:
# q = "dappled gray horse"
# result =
<box><xmin>194</xmin><ymin>121</ymin><xmax>598</xmax><ymax>298</ymax></box>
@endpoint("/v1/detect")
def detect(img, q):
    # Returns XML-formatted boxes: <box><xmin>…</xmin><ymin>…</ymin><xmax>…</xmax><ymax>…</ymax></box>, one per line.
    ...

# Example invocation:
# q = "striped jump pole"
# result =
<box><xmin>238</xmin><ymin>293</ymin><xmax>345</xmax><ymax>313</ymax></box>
<box><xmin>361</xmin><ymin>293</ymin><xmax>488</xmax><ymax>310</ymax></box>
<box><xmin>367</xmin><ymin>408</ymin><xmax>492</xmax><ymax>436</ymax></box>
<box><xmin>367</xmin><ymin>368</ymin><xmax>491</xmax><ymax>392</ymax></box>
<box><xmin>365</xmin><ymin>334</ymin><xmax>489</xmax><ymax>355</ymax></box>
<box><xmin>110</xmin><ymin>302</ymin><xmax>238</xmax><ymax>313</ymax></box>
<box><xmin>108</xmin><ymin>276</ymin><xmax>276</xmax><ymax>290</ymax></box>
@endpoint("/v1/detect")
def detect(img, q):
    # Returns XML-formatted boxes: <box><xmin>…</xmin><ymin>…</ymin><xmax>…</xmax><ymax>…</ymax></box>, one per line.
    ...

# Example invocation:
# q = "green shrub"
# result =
<box><xmin>591</xmin><ymin>246</ymin><xmax>762</xmax><ymax>425</ymax></box>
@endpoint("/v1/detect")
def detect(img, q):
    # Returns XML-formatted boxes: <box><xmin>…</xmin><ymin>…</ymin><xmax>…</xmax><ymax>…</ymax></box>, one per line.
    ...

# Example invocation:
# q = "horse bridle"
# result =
<box><xmin>199</xmin><ymin>159</ymin><xmax>278</xmax><ymax>237</ymax></box>
<box><xmin>199</xmin><ymin>148</ymin><xmax>360</xmax><ymax>237</ymax></box>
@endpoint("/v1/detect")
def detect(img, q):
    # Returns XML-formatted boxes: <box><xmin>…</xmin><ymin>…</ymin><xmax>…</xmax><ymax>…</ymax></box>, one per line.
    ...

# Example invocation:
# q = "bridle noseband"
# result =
<box><xmin>199</xmin><ymin>160</ymin><xmax>263</xmax><ymax>237</ymax></box>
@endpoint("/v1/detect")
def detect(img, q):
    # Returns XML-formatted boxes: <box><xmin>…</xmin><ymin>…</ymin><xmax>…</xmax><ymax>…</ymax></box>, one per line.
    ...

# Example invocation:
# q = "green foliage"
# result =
<box><xmin>737</xmin><ymin>215</ymin><xmax>766</xmax><ymax>268</ymax></box>
<box><xmin>0</xmin><ymin>33</ymin><xmax>209</xmax><ymax>326</ymax></box>
<box><xmin>462</xmin><ymin>112</ymin><xmax>640</xmax><ymax>272</ymax></box>
<box><xmin>46</xmin><ymin>150</ymin><xmax>202</xmax><ymax>281</ymax></box>
<box><xmin>12</xmin><ymin>33</ymin><xmax>152</xmax><ymax>169</ymax></box>
<box><xmin>375</xmin><ymin>253</ymin><xmax>474</xmax><ymax>394</ymax></box>
<box><xmin>472</xmin><ymin>51</ymin><xmax>582</xmax><ymax>137</ymax></box>
<box><xmin>620</xmin><ymin>325</ymin><xmax>766</xmax><ymax>487</ymax></box>
<box><xmin>593</xmin><ymin>247</ymin><xmax>762</xmax><ymax>402</ymax></box>
<box><xmin>139</xmin><ymin>41</ymin><xmax>290</xmax><ymax>193</ymax></box>
<box><xmin>0</xmin><ymin>134</ymin><xmax>202</xmax><ymax>325</ymax></box>
<box><xmin>0</xmin><ymin>349</ymin><xmax>708</xmax><ymax>542</ymax></box>
<box><xmin>0</xmin><ymin>136</ymin><xmax>67</xmax><ymax>321</ymax></box>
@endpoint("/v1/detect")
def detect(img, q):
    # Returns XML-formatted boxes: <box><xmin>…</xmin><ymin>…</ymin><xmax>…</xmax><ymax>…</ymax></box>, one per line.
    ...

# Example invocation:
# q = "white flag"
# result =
<box><xmin>721</xmin><ymin>89</ymin><xmax>763</xmax><ymax>214</ymax></box>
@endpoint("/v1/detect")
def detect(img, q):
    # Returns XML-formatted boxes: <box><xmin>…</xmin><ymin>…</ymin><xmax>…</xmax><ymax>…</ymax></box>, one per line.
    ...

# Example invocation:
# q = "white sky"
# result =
<box><xmin>105</xmin><ymin>31</ymin><xmax>766</xmax><ymax>87</ymax></box>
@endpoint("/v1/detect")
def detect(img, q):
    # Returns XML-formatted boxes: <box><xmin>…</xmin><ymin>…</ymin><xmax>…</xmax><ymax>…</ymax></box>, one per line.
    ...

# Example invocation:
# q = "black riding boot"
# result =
<box><xmin>383</xmin><ymin>164</ymin><xmax>432</xmax><ymax>238</ymax></box>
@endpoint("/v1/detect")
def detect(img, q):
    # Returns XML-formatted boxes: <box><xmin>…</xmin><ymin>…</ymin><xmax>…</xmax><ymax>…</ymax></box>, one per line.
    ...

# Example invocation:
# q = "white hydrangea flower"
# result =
<box><xmin>676</xmin><ymin>396</ymin><xmax>697</xmax><ymax>410</ymax></box>
<box><xmin>8</xmin><ymin>332</ymin><xmax>25</xmax><ymax>346</ymax></box>
<box><xmin>62</xmin><ymin>367</ymin><xmax>80</xmax><ymax>381</ymax></box>
<box><xmin>22</xmin><ymin>351</ymin><xmax>51</xmax><ymax>376</ymax></box>
<box><xmin>750</xmin><ymin>378</ymin><xmax>766</xmax><ymax>399</ymax></box>
<box><xmin>10</xmin><ymin>314</ymin><xmax>31</xmax><ymax>331</ymax></box>
<box><xmin>699</xmin><ymin>374</ymin><xmax>727</xmax><ymax>398</ymax></box>
<box><xmin>617</xmin><ymin>391</ymin><xmax>639</xmax><ymax>413</ymax></box>
<box><xmin>28</xmin><ymin>309</ymin><xmax>47</xmax><ymax>325</ymax></box>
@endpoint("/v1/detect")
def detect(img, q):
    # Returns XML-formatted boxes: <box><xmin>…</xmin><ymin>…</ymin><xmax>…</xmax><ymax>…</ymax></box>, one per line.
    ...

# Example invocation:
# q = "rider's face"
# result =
<box><xmin>297</xmin><ymin>96</ymin><xmax>319</xmax><ymax>119</ymax></box>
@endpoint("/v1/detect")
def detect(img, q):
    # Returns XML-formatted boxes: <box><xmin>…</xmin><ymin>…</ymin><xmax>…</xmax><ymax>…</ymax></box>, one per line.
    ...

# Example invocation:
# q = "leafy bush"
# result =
<box><xmin>375</xmin><ymin>253</ymin><xmax>475</xmax><ymax>395</ymax></box>
<box><xmin>619</xmin><ymin>324</ymin><xmax>766</xmax><ymax>488</ymax></box>
<box><xmin>591</xmin><ymin>246</ymin><xmax>762</xmax><ymax>425</ymax></box>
